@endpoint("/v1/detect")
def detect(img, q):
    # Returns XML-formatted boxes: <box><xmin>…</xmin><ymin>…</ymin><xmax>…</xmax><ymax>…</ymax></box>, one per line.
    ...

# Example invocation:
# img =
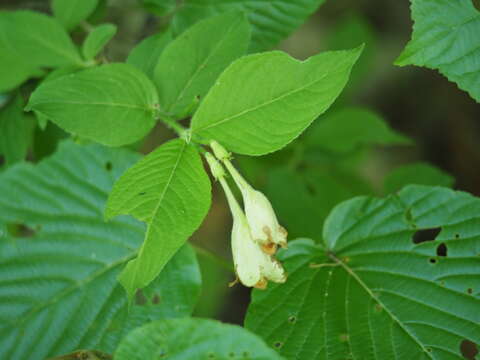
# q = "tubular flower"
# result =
<box><xmin>210</xmin><ymin>141</ymin><xmax>288</xmax><ymax>252</ymax></box>
<box><xmin>205</xmin><ymin>152</ymin><xmax>286</xmax><ymax>288</ymax></box>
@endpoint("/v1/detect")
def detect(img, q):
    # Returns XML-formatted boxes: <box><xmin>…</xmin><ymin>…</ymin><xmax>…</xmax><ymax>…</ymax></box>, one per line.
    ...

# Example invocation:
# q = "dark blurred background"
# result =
<box><xmin>2</xmin><ymin>0</ymin><xmax>479</xmax><ymax>325</ymax></box>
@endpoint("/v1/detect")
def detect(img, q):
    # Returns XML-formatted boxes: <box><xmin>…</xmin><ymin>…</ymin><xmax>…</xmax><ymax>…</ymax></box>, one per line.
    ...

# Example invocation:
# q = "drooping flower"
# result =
<box><xmin>205</xmin><ymin>152</ymin><xmax>286</xmax><ymax>288</ymax></box>
<box><xmin>210</xmin><ymin>141</ymin><xmax>288</xmax><ymax>252</ymax></box>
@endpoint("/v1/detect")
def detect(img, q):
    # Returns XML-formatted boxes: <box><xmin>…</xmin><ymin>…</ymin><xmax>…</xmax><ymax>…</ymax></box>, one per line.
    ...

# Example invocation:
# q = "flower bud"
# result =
<box><xmin>205</xmin><ymin>152</ymin><xmax>225</xmax><ymax>180</ymax></box>
<box><xmin>210</xmin><ymin>140</ymin><xmax>231</xmax><ymax>161</ymax></box>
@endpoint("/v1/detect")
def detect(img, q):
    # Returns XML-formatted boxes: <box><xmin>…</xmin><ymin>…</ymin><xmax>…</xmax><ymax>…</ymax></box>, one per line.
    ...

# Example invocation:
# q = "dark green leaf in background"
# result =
<box><xmin>27</xmin><ymin>63</ymin><xmax>159</xmax><ymax>146</ymax></box>
<box><xmin>51</xmin><ymin>0</ymin><xmax>99</xmax><ymax>31</ymax></box>
<box><xmin>305</xmin><ymin>107</ymin><xmax>411</xmax><ymax>153</ymax></box>
<box><xmin>396</xmin><ymin>0</ymin><xmax>480</xmax><ymax>103</ymax></box>
<box><xmin>115</xmin><ymin>318</ymin><xmax>284</xmax><ymax>360</ymax></box>
<box><xmin>82</xmin><ymin>24</ymin><xmax>117</xmax><ymax>61</ymax></box>
<box><xmin>172</xmin><ymin>0</ymin><xmax>326</xmax><ymax>53</ymax></box>
<box><xmin>246</xmin><ymin>185</ymin><xmax>480</xmax><ymax>359</ymax></box>
<box><xmin>0</xmin><ymin>141</ymin><xmax>202</xmax><ymax>360</ymax></box>
<box><xmin>264</xmin><ymin>167</ymin><xmax>371</xmax><ymax>240</ymax></box>
<box><xmin>325</xmin><ymin>13</ymin><xmax>377</xmax><ymax>94</ymax></box>
<box><xmin>127</xmin><ymin>30</ymin><xmax>172</xmax><ymax>78</ymax></box>
<box><xmin>106</xmin><ymin>139</ymin><xmax>211</xmax><ymax>299</ymax></box>
<box><xmin>384</xmin><ymin>162</ymin><xmax>455</xmax><ymax>194</ymax></box>
<box><xmin>191</xmin><ymin>47</ymin><xmax>363</xmax><ymax>155</ymax></box>
<box><xmin>154</xmin><ymin>11</ymin><xmax>251</xmax><ymax>119</ymax></box>
<box><xmin>0</xmin><ymin>95</ymin><xmax>35</xmax><ymax>167</ymax></box>
<box><xmin>141</xmin><ymin>0</ymin><xmax>177</xmax><ymax>16</ymax></box>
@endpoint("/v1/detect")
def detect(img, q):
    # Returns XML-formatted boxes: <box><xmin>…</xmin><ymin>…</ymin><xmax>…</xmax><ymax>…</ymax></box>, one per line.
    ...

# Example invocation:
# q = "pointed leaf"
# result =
<box><xmin>27</xmin><ymin>63</ymin><xmax>159</xmax><ymax>146</ymax></box>
<box><xmin>172</xmin><ymin>0</ymin><xmax>326</xmax><ymax>52</ymax></box>
<box><xmin>52</xmin><ymin>0</ymin><xmax>99</xmax><ymax>31</ymax></box>
<box><xmin>246</xmin><ymin>186</ymin><xmax>480</xmax><ymax>359</ymax></box>
<box><xmin>0</xmin><ymin>141</ymin><xmax>202</xmax><ymax>360</ymax></box>
<box><xmin>106</xmin><ymin>138</ymin><xmax>211</xmax><ymax>298</ymax></box>
<box><xmin>115</xmin><ymin>318</ymin><xmax>284</xmax><ymax>360</ymax></box>
<box><xmin>191</xmin><ymin>47</ymin><xmax>363</xmax><ymax>155</ymax></box>
<box><xmin>82</xmin><ymin>24</ymin><xmax>117</xmax><ymax>61</ymax></box>
<box><xmin>396</xmin><ymin>0</ymin><xmax>480</xmax><ymax>102</ymax></box>
<box><xmin>154</xmin><ymin>11</ymin><xmax>251</xmax><ymax>118</ymax></box>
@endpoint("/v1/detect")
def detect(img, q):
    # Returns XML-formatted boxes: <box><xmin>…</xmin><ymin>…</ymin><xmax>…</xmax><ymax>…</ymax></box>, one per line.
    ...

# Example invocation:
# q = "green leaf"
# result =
<box><xmin>82</xmin><ymin>24</ymin><xmax>117</xmax><ymax>61</ymax></box>
<box><xmin>142</xmin><ymin>0</ymin><xmax>177</xmax><ymax>16</ymax></box>
<box><xmin>0</xmin><ymin>11</ymin><xmax>82</xmax><ymax>68</ymax></box>
<box><xmin>264</xmin><ymin>166</ymin><xmax>371</xmax><ymax>240</ymax></box>
<box><xmin>384</xmin><ymin>162</ymin><xmax>455</xmax><ymax>193</ymax></box>
<box><xmin>172</xmin><ymin>0</ymin><xmax>326</xmax><ymax>52</ymax></box>
<box><xmin>154</xmin><ymin>11</ymin><xmax>250</xmax><ymax>119</ymax></box>
<box><xmin>305</xmin><ymin>107</ymin><xmax>412</xmax><ymax>153</ymax></box>
<box><xmin>52</xmin><ymin>0</ymin><xmax>99</xmax><ymax>31</ymax></box>
<box><xmin>396</xmin><ymin>0</ymin><xmax>480</xmax><ymax>102</ymax></box>
<box><xmin>105</xmin><ymin>138</ymin><xmax>211</xmax><ymax>299</ymax></box>
<box><xmin>0</xmin><ymin>45</ymin><xmax>41</xmax><ymax>93</ymax></box>
<box><xmin>0</xmin><ymin>94</ymin><xmax>35</xmax><ymax>167</ymax></box>
<box><xmin>325</xmin><ymin>13</ymin><xmax>377</xmax><ymax>91</ymax></box>
<box><xmin>27</xmin><ymin>63</ymin><xmax>159</xmax><ymax>146</ymax></box>
<box><xmin>191</xmin><ymin>47</ymin><xmax>363</xmax><ymax>156</ymax></box>
<box><xmin>0</xmin><ymin>141</ymin><xmax>202</xmax><ymax>360</ymax></box>
<box><xmin>246</xmin><ymin>185</ymin><xmax>480</xmax><ymax>359</ymax></box>
<box><xmin>127</xmin><ymin>30</ymin><xmax>172</xmax><ymax>78</ymax></box>
<box><xmin>115</xmin><ymin>318</ymin><xmax>284</xmax><ymax>360</ymax></box>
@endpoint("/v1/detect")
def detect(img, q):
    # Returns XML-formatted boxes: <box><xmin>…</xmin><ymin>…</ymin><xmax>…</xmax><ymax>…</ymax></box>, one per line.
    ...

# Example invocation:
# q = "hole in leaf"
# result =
<box><xmin>460</xmin><ymin>339</ymin><xmax>478</xmax><ymax>359</ymax></box>
<box><xmin>412</xmin><ymin>227</ymin><xmax>441</xmax><ymax>244</ymax></box>
<box><xmin>288</xmin><ymin>315</ymin><xmax>297</xmax><ymax>324</ymax></box>
<box><xmin>0</xmin><ymin>155</ymin><xmax>4</xmax><ymax>167</ymax></box>
<box><xmin>426</xmin><ymin>347</ymin><xmax>432</xmax><ymax>353</ymax></box>
<box><xmin>429</xmin><ymin>258</ymin><xmax>437</xmax><ymax>264</ymax></box>
<box><xmin>105</xmin><ymin>161</ymin><xmax>112</xmax><ymax>171</ymax></box>
<box><xmin>436</xmin><ymin>243</ymin><xmax>448</xmax><ymax>257</ymax></box>
<box><xmin>274</xmin><ymin>341</ymin><xmax>283</xmax><ymax>349</ymax></box>
<box><xmin>138</xmin><ymin>192</ymin><xmax>147</xmax><ymax>196</ymax></box>
<box><xmin>467</xmin><ymin>288</ymin><xmax>473</xmax><ymax>295</ymax></box>
<box><xmin>455</xmin><ymin>233</ymin><xmax>460</xmax><ymax>239</ymax></box>
<box><xmin>152</xmin><ymin>294</ymin><xmax>160</xmax><ymax>304</ymax></box>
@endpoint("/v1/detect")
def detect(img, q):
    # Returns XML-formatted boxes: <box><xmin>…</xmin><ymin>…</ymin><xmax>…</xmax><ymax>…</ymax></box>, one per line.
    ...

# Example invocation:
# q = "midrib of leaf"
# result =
<box><xmin>4</xmin><ymin>252</ymin><xmax>135</xmax><ymax>330</ymax></box>
<box><xmin>329</xmin><ymin>252</ymin><xmax>434</xmax><ymax>360</ymax></box>
<box><xmin>165</xmin><ymin>17</ymin><xmax>240</xmax><ymax>114</ymax></box>
<box><xmin>193</xmin><ymin>72</ymin><xmax>328</xmax><ymax>133</ymax></box>
<box><xmin>133</xmin><ymin>141</ymin><xmax>187</xmax><ymax>266</ymax></box>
